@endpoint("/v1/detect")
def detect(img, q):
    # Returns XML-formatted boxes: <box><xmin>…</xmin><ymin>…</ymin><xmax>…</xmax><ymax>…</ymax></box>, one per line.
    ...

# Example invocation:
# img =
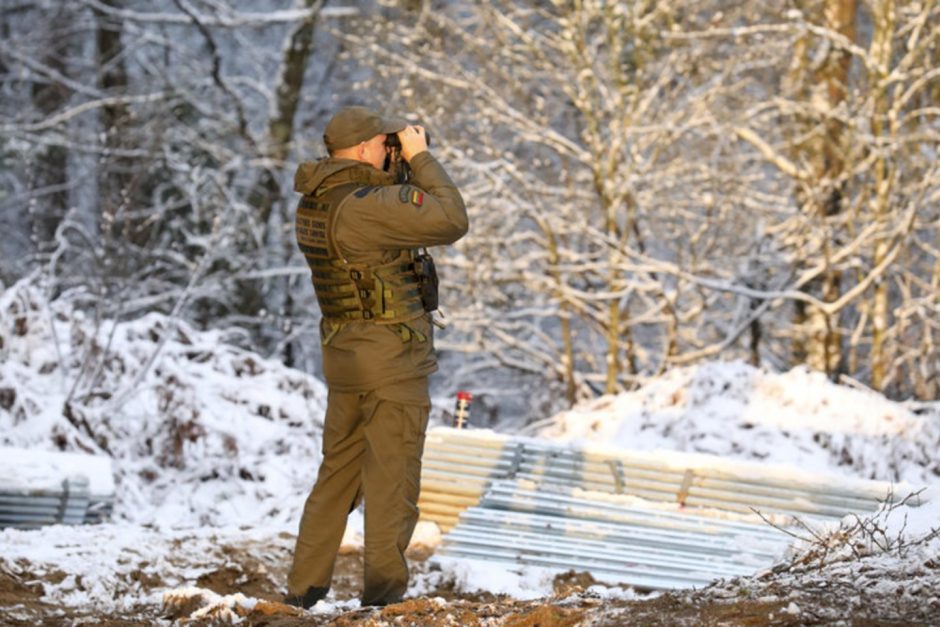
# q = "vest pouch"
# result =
<box><xmin>414</xmin><ymin>251</ymin><xmax>439</xmax><ymax>312</ymax></box>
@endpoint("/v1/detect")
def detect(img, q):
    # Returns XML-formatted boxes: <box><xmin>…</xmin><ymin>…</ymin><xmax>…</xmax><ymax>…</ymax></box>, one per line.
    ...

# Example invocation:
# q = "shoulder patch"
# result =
<box><xmin>353</xmin><ymin>186</ymin><xmax>373</xmax><ymax>198</ymax></box>
<box><xmin>399</xmin><ymin>185</ymin><xmax>424</xmax><ymax>207</ymax></box>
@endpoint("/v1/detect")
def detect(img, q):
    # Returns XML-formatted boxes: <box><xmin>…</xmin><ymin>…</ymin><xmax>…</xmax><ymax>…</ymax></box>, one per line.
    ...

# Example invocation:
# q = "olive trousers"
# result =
<box><xmin>287</xmin><ymin>380</ymin><xmax>430</xmax><ymax>606</ymax></box>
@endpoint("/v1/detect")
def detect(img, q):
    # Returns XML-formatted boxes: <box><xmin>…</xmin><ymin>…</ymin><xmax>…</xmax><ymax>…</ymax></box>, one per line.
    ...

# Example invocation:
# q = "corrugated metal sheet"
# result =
<box><xmin>0</xmin><ymin>448</ymin><xmax>115</xmax><ymax>529</ymax></box>
<box><xmin>418</xmin><ymin>427</ymin><xmax>902</xmax><ymax>531</ymax></box>
<box><xmin>420</xmin><ymin>427</ymin><xmax>922</xmax><ymax>591</ymax></box>
<box><xmin>433</xmin><ymin>480</ymin><xmax>793</xmax><ymax>590</ymax></box>
<box><xmin>0</xmin><ymin>476</ymin><xmax>98</xmax><ymax>528</ymax></box>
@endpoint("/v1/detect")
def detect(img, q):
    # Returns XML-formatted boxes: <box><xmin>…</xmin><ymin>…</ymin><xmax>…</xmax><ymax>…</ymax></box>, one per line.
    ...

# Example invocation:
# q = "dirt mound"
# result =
<box><xmin>501</xmin><ymin>603</ymin><xmax>583</xmax><ymax>626</ymax></box>
<box><xmin>0</xmin><ymin>565</ymin><xmax>54</xmax><ymax>626</ymax></box>
<box><xmin>196</xmin><ymin>564</ymin><xmax>278</xmax><ymax>600</ymax></box>
<box><xmin>1</xmin><ymin>565</ymin><xmax>159</xmax><ymax>627</ymax></box>
<box><xmin>551</xmin><ymin>569</ymin><xmax>598</xmax><ymax>598</ymax></box>
<box><xmin>0</xmin><ymin>567</ymin><xmax>44</xmax><ymax>605</ymax></box>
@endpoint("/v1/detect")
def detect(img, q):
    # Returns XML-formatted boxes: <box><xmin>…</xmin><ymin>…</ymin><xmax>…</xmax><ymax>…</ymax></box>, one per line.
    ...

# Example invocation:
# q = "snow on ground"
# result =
<box><xmin>696</xmin><ymin>489</ymin><xmax>940</xmax><ymax>625</ymax></box>
<box><xmin>2</xmin><ymin>275</ymin><xmax>939</xmax><ymax>622</ymax></box>
<box><xmin>0</xmin><ymin>522</ymin><xmax>294</xmax><ymax>612</ymax></box>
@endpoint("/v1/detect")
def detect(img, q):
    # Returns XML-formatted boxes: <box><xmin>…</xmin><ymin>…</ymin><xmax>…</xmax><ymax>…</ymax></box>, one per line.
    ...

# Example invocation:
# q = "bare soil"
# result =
<box><xmin>2</xmin><ymin>541</ymin><xmax>938</xmax><ymax>626</ymax></box>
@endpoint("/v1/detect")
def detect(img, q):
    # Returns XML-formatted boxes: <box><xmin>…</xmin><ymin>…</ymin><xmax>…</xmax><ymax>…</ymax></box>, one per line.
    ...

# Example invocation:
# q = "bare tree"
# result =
<box><xmin>732</xmin><ymin>1</ymin><xmax>939</xmax><ymax>394</ymax></box>
<box><xmin>0</xmin><ymin>0</ymin><xmax>347</xmax><ymax>378</ymax></box>
<box><xmin>2</xmin><ymin>0</ymin><xmax>936</xmax><ymax>426</ymax></box>
<box><xmin>343</xmin><ymin>0</ymin><xmax>939</xmax><ymax>413</ymax></box>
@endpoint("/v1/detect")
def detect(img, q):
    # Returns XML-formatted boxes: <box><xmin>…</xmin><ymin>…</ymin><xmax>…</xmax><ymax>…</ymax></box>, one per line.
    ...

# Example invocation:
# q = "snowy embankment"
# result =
<box><xmin>0</xmin><ymin>276</ymin><xmax>333</xmax><ymax>613</ymax></box>
<box><xmin>0</xmin><ymin>276</ymin><xmax>328</xmax><ymax>527</ymax></box>
<box><xmin>535</xmin><ymin>361</ymin><xmax>939</xmax><ymax>487</ymax></box>
<box><xmin>2</xmin><ymin>275</ymin><xmax>939</xmax><ymax>620</ymax></box>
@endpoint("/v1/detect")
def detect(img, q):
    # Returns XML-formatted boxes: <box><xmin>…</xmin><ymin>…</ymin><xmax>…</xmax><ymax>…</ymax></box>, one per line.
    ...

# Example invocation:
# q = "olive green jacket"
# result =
<box><xmin>294</xmin><ymin>151</ymin><xmax>468</xmax><ymax>398</ymax></box>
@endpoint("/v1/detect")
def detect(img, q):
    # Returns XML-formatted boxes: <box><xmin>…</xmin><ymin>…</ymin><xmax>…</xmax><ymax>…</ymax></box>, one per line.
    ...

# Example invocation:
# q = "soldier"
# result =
<box><xmin>285</xmin><ymin>105</ymin><xmax>468</xmax><ymax>608</ymax></box>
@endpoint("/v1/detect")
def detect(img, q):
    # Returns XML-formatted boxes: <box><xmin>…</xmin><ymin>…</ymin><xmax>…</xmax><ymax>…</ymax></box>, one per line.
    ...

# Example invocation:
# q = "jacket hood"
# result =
<box><xmin>294</xmin><ymin>158</ymin><xmax>394</xmax><ymax>195</ymax></box>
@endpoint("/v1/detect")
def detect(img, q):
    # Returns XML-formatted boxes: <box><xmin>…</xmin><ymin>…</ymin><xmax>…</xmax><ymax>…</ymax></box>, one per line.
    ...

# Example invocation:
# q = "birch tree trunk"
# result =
<box><xmin>868</xmin><ymin>0</ymin><xmax>895</xmax><ymax>390</ymax></box>
<box><xmin>792</xmin><ymin>0</ymin><xmax>857</xmax><ymax>378</ymax></box>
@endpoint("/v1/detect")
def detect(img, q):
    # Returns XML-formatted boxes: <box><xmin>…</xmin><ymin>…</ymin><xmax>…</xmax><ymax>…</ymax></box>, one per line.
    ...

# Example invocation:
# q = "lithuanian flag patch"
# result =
<box><xmin>399</xmin><ymin>186</ymin><xmax>424</xmax><ymax>207</ymax></box>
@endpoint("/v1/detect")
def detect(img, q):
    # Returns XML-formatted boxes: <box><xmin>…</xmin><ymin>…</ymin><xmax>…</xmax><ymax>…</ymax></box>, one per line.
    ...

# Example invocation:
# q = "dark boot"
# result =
<box><xmin>284</xmin><ymin>585</ymin><xmax>330</xmax><ymax>609</ymax></box>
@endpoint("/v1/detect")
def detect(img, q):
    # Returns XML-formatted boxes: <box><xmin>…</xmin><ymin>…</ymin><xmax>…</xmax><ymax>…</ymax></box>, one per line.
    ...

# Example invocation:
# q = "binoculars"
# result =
<box><xmin>383</xmin><ymin>129</ymin><xmax>432</xmax><ymax>152</ymax></box>
<box><xmin>383</xmin><ymin>129</ymin><xmax>431</xmax><ymax>183</ymax></box>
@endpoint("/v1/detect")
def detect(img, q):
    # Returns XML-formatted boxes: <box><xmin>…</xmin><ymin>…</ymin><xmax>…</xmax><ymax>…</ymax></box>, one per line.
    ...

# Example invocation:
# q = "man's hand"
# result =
<box><xmin>397</xmin><ymin>125</ymin><xmax>428</xmax><ymax>163</ymax></box>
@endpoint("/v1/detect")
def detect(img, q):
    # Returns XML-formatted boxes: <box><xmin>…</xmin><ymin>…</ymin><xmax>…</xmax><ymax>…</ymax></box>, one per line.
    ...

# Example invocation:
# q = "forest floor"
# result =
<box><xmin>3</xmin><ymin>536</ymin><xmax>938</xmax><ymax>626</ymax></box>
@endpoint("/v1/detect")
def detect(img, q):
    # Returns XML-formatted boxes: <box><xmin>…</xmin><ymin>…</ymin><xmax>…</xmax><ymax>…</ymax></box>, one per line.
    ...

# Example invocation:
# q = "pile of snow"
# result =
<box><xmin>537</xmin><ymin>361</ymin><xmax>939</xmax><ymax>487</ymax></box>
<box><xmin>0</xmin><ymin>276</ymin><xmax>327</xmax><ymax>527</ymax></box>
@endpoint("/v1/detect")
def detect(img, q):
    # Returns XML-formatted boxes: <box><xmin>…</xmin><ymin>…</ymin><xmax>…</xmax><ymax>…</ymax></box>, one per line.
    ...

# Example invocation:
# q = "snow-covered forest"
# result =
<box><xmin>1</xmin><ymin>0</ymin><xmax>939</xmax><ymax>624</ymax></box>
<box><xmin>3</xmin><ymin>0</ymin><xmax>938</xmax><ymax>416</ymax></box>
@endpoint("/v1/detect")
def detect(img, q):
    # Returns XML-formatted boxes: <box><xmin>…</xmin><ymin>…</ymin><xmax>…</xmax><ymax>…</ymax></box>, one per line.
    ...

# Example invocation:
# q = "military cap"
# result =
<box><xmin>323</xmin><ymin>106</ymin><xmax>407</xmax><ymax>151</ymax></box>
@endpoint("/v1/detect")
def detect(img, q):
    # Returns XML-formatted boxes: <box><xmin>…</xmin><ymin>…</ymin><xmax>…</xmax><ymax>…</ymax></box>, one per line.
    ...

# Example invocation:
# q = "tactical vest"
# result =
<box><xmin>296</xmin><ymin>183</ymin><xmax>425</xmax><ymax>325</ymax></box>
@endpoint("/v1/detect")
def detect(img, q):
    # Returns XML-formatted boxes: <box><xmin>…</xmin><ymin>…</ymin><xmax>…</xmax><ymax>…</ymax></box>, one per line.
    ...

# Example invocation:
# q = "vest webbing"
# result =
<box><xmin>296</xmin><ymin>182</ymin><xmax>425</xmax><ymax>325</ymax></box>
